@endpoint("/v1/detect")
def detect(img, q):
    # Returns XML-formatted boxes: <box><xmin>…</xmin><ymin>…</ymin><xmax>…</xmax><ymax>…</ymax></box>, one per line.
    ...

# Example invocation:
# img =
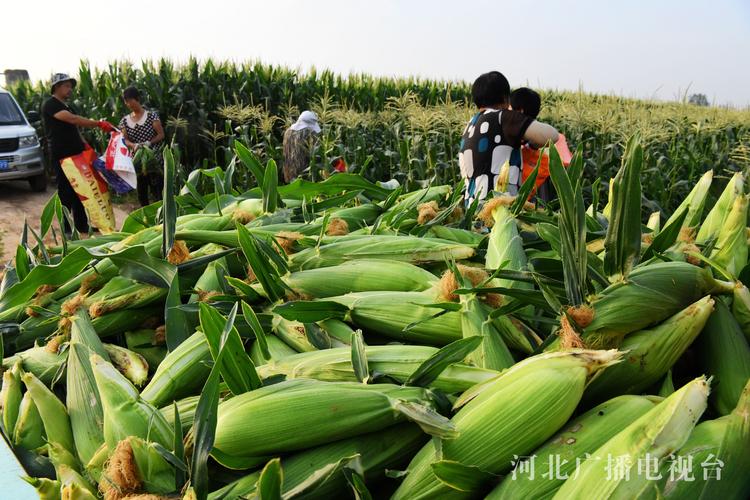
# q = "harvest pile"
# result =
<box><xmin>1</xmin><ymin>138</ymin><xmax>749</xmax><ymax>499</ymax></box>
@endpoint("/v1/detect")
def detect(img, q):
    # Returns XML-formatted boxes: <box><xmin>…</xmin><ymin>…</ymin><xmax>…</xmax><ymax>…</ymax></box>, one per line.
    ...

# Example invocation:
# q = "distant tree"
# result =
<box><xmin>3</xmin><ymin>69</ymin><xmax>30</xmax><ymax>86</ymax></box>
<box><xmin>689</xmin><ymin>93</ymin><xmax>709</xmax><ymax>107</ymax></box>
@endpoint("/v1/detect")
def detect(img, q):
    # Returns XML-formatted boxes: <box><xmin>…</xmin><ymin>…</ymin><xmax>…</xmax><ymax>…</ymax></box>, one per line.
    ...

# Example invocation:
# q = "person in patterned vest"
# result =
<box><xmin>458</xmin><ymin>71</ymin><xmax>559</xmax><ymax>207</ymax></box>
<box><xmin>119</xmin><ymin>86</ymin><xmax>165</xmax><ymax>207</ymax></box>
<box><xmin>282</xmin><ymin>111</ymin><xmax>321</xmax><ymax>183</ymax></box>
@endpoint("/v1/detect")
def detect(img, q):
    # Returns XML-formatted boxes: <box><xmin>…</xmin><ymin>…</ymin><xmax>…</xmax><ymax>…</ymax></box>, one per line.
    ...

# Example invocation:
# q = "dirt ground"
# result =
<box><xmin>0</xmin><ymin>180</ymin><xmax>138</xmax><ymax>274</ymax></box>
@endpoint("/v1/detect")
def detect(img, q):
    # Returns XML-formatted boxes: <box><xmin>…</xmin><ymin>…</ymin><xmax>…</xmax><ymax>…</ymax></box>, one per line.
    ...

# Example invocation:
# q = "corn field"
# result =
<box><xmin>9</xmin><ymin>58</ymin><xmax>750</xmax><ymax>217</ymax></box>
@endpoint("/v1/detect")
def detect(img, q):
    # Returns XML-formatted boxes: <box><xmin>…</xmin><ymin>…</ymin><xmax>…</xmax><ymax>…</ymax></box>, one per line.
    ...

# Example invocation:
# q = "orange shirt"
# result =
<box><xmin>521</xmin><ymin>134</ymin><xmax>573</xmax><ymax>195</ymax></box>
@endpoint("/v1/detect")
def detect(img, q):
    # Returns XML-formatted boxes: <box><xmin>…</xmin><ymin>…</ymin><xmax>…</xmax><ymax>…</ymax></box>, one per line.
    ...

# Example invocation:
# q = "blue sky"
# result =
<box><xmin>3</xmin><ymin>0</ymin><xmax>749</xmax><ymax>106</ymax></box>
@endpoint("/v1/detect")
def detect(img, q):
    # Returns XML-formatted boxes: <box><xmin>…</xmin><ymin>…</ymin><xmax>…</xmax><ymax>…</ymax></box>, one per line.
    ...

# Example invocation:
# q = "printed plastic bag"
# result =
<box><xmin>59</xmin><ymin>146</ymin><xmax>116</xmax><ymax>233</ymax></box>
<box><xmin>94</xmin><ymin>132</ymin><xmax>137</xmax><ymax>194</ymax></box>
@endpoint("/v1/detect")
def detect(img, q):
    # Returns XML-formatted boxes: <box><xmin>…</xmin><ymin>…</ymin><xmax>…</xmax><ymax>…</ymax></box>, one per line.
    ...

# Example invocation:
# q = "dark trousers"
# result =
<box><xmin>137</xmin><ymin>172</ymin><xmax>164</xmax><ymax>207</ymax></box>
<box><xmin>54</xmin><ymin>161</ymin><xmax>89</xmax><ymax>233</ymax></box>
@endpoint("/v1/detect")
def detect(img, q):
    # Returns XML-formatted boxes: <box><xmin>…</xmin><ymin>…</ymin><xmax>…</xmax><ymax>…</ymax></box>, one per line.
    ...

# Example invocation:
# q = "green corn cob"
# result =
<box><xmin>209</xmin><ymin>424</ymin><xmax>427</xmax><ymax>499</ymax></box>
<box><xmin>732</xmin><ymin>282</ymin><xmax>750</xmax><ymax>343</ymax></box>
<box><xmin>103</xmin><ymin>343</ymin><xmax>149</xmax><ymax>387</ymax></box>
<box><xmin>3</xmin><ymin>345</ymin><xmax>66</xmax><ymax>386</ymax></box>
<box><xmin>552</xmin><ymin>377</ymin><xmax>709</xmax><ymax>499</ymax></box>
<box><xmin>695</xmin><ymin>299</ymin><xmax>750</xmax><ymax>415</ymax></box>
<box><xmin>289</xmin><ymin>235</ymin><xmax>475</xmax><ymax>270</ymax></box>
<box><xmin>57</xmin><ymin>464</ymin><xmax>97</xmax><ymax>499</ymax></box>
<box><xmin>21</xmin><ymin>477</ymin><xmax>61</xmax><ymax>500</ymax></box>
<box><xmin>665</xmin><ymin>169</ymin><xmax>714</xmax><ymax>229</ymax></box>
<box><xmin>488</xmin><ymin>395</ymin><xmax>662</xmax><ymax>499</ymax></box>
<box><xmin>460</xmin><ymin>293</ymin><xmax>514</xmax><ymax>370</ymax></box>
<box><xmin>212</xmin><ymin>379</ymin><xmax>444</xmax><ymax>469</ymax></box>
<box><xmin>249</xmin><ymin>334</ymin><xmax>297</xmax><ymax>366</ymax></box>
<box><xmin>256</xmin><ymin>345</ymin><xmax>499</xmax><ymax>393</ymax></box>
<box><xmin>13</xmin><ymin>390</ymin><xmax>45</xmax><ymax>450</ymax></box>
<box><xmin>1</xmin><ymin>361</ymin><xmax>23</xmax><ymax>438</ymax></box>
<box><xmin>327</xmin><ymin>291</ymin><xmax>462</xmax><ymax>346</ymax></box>
<box><xmin>583</xmin><ymin>296</ymin><xmax>714</xmax><ymax>405</ymax></box>
<box><xmin>66</xmin><ymin>311</ymin><xmax>108</xmax><ymax>465</ymax></box>
<box><xmin>22</xmin><ymin>372</ymin><xmax>75</xmax><ymax>455</ymax></box>
<box><xmin>90</xmin><ymin>353</ymin><xmax>174</xmax><ymax>450</ymax></box>
<box><xmin>696</xmin><ymin>171</ymin><xmax>743</xmax><ymax>244</ymax></box>
<box><xmin>140</xmin><ymin>331</ymin><xmax>211</xmax><ymax>408</ymax></box>
<box><xmin>709</xmin><ymin>194</ymin><xmax>748</xmax><ymax>278</ymax></box>
<box><xmin>392</xmin><ymin>350</ymin><xmax>622</xmax><ymax>499</ymax></box>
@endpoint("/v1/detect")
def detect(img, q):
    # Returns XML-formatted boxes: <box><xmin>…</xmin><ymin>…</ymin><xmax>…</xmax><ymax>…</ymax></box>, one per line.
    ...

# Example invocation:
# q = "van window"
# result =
<box><xmin>0</xmin><ymin>94</ymin><xmax>25</xmax><ymax>125</ymax></box>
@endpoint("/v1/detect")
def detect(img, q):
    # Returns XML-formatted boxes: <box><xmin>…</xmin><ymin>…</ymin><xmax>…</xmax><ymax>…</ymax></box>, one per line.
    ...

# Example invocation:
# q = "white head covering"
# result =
<box><xmin>290</xmin><ymin>110</ymin><xmax>321</xmax><ymax>133</ymax></box>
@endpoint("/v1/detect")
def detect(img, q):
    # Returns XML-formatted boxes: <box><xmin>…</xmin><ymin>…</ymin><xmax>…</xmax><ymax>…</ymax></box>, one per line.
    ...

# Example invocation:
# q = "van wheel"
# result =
<box><xmin>29</xmin><ymin>173</ymin><xmax>47</xmax><ymax>192</ymax></box>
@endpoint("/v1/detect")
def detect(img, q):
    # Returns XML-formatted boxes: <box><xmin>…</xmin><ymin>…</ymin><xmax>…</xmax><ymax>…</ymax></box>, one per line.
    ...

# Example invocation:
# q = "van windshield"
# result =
<box><xmin>0</xmin><ymin>94</ymin><xmax>25</xmax><ymax>125</ymax></box>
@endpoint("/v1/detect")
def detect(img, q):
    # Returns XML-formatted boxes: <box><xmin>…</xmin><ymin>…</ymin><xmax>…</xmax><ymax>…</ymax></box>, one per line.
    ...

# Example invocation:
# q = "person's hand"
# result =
<box><xmin>97</xmin><ymin>120</ymin><xmax>116</xmax><ymax>133</ymax></box>
<box><xmin>125</xmin><ymin>140</ymin><xmax>136</xmax><ymax>149</ymax></box>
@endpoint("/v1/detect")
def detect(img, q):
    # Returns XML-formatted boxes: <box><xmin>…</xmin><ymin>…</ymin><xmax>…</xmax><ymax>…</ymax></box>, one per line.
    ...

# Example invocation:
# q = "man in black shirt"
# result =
<box><xmin>458</xmin><ymin>71</ymin><xmax>559</xmax><ymax>206</ymax></box>
<box><xmin>41</xmin><ymin>73</ymin><xmax>115</xmax><ymax>233</ymax></box>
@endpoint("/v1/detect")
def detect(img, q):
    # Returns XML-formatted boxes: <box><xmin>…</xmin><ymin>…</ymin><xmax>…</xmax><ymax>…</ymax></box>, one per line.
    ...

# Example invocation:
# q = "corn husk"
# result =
<box><xmin>392</xmin><ymin>350</ymin><xmax>622</xmax><ymax>499</ymax></box>
<box><xmin>489</xmin><ymin>395</ymin><xmax>662</xmax><ymax>499</ymax></box>
<box><xmin>553</xmin><ymin>377</ymin><xmax>709</xmax><ymax>499</ymax></box>
<box><xmin>696</xmin><ymin>171</ymin><xmax>743</xmax><ymax>243</ymax></box>
<box><xmin>22</xmin><ymin>372</ymin><xmax>75</xmax><ymax>455</ymax></box>
<box><xmin>212</xmin><ymin>379</ymin><xmax>442</xmax><ymax>469</ymax></box>
<box><xmin>583</xmin><ymin>296</ymin><xmax>714</xmax><ymax>404</ymax></box>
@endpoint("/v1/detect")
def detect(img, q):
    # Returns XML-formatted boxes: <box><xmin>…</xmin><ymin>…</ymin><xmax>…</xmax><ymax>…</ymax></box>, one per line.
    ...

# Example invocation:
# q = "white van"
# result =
<box><xmin>0</xmin><ymin>87</ymin><xmax>46</xmax><ymax>191</ymax></box>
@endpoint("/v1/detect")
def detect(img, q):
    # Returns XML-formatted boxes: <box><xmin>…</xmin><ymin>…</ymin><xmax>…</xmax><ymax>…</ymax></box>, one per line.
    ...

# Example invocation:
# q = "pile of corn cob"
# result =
<box><xmin>0</xmin><ymin>141</ymin><xmax>749</xmax><ymax>499</ymax></box>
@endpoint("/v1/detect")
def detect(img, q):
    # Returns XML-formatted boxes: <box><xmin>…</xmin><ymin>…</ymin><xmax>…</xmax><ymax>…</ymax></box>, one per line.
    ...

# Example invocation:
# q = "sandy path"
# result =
<box><xmin>0</xmin><ymin>180</ymin><xmax>138</xmax><ymax>274</ymax></box>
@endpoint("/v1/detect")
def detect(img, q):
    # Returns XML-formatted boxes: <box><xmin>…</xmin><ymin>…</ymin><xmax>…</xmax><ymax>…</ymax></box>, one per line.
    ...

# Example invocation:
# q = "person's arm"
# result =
<box><xmin>149</xmin><ymin>119</ymin><xmax>165</xmax><ymax>145</ymax></box>
<box><xmin>53</xmin><ymin>110</ymin><xmax>115</xmax><ymax>131</ymax></box>
<box><xmin>523</xmin><ymin>120</ymin><xmax>559</xmax><ymax>148</ymax></box>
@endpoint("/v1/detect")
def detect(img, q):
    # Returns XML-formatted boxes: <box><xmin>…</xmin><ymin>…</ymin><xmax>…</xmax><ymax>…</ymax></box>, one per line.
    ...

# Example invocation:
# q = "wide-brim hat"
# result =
<box><xmin>50</xmin><ymin>73</ymin><xmax>77</xmax><ymax>93</ymax></box>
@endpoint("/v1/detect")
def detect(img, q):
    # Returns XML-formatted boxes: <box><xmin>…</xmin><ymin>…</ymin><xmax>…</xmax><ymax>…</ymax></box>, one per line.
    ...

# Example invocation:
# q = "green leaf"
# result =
<box><xmin>350</xmin><ymin>330</ymin><xmax>369</xmax><ymax>383</ymax></box>
<box><xmin>235</xmin><ymin>141</ymin><xmax>266</xmax><ymax>187</ymax></box>
<box><xmin>548</xmin><ymin>144</ymin><xmax>587</xmax><ymax>305</ymax></box>
<box><xmin>603</xmin><ymin>135</ymin><xmax>643</xmax><ymax>279</ymax></box>
<box><xmin>121</xmin><ymin>202</ymin><xmax>162</xmax><ymax>233</ymax></box>
<box><xmin>277</xmin><ymin>174</ymin><xmax>390</xmax><ymax>201</ymax></box>
<box><xmin>86</xmin><ymin>245</ymin><xmax>176</xmax><ymax>288</ymax></box>
<box><xmin>162</xmin><ymin>148</ymin><xmax>178</xmax><ymax>259</ymax></box>
<box><xmin>263</xmin><ymin>159</ymin><xmax>279</xmax><ymax>214</ymax></box>
<box><xmin>393</xmin><ymin>401</ymin><xmax>457</xmax><ymax>439</ymax></box>
<box><xmin>272</xmin><ymin>301</ymin><xmax>349</xmax><ymax>323</ymax></box>
<box><xmin>0</xmin><ymin>247</ymin><xmax>90</xmax><ymax>311</ymax></box>
<box><xmin>223</xmin><ymin>157</ymin><xmax>236</xmax><ymax>195</ymax></box>
<box><xmin>240</xmin><ymin>301</ymin><xmax>270</xmax><ymax>360</ymax></box>
<box><xmin>173</xmin><ymin>402</ymin><xmax>186</xmax><ymax>489</ymax></box>
<box><xmin>430</xmin><ymin>460</ymin><xmax>498</xmax><ymax>492</ymax></box>
<box><xmin>40</xmin><ymin>194</ymin><xmax>58</xmax><ymax>238</ymax></box>
<box><xmin>236</xmin><ymin>223</ymin><xmax>285</xmax><ymax>302</ymax></box>
<box><xmin>165</xmin><ymin>274</ymin><xmax>189</xmax><ymax>351</ymax></box>
<box><xmin>199</xmin><ymin>303</ymin><xmax>261</xmax><ymax>395</ymax></box>
<box><xmin>406</xmin><ymin>336</ymin><xmax>482</xmax><ymax>387</ymax></box>
<box><xmin>283</xmin><ymin>455</ymin><xmax>360</xmax><ymax>499</ymax></box>
<box><xmin>342</xmin><ymin>467</ymin><xmax>373</xmax><ymax>500</ymax></box>
<box><xmin>190</xmin><ymin>336</ymin><xmax>224</xmax><ymax>500</ymax></box>
<box><xmin>258</xmin><ymin>458</ymin><xmax>283</xmax><ymax>500</ymax></box>
<box><xmin>15</xmin><ymin>246</ymin><xmax>30</xmax><ymax>282</ymax></box>
<box><xmin>642</xmin><ymin>207</ymin><xmax>688</xmax><ymax>261</ymax></box>
<box><xmin>512</xmin><ymin>158</ymin><xmax>540</xmax><ymax>215</ymax></box>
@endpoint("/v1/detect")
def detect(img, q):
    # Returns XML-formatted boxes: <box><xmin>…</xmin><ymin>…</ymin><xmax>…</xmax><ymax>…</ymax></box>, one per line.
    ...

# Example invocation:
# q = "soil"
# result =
<box><xmin>0</xmin><ymin>180</ymin><xmax>138</xmax><ymax>275</ymax></box>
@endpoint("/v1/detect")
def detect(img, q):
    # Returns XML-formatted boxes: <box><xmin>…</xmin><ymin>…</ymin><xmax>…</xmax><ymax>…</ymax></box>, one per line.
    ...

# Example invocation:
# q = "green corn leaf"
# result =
<box><xmin>241</xmin><ymin>301</ymin><xmax>270</xmax><ymax>360</ymax></box>
<box><xmin>86</xmin><ymin>245</ymin><xmax>176</xmax><ymax>288</ymax></box>
<box><xmin>235</xmin><ymin>141</ymin><xmax>266</xmax><ymax>187</ymax></box>
<box><xmin>642</xmin><ymin>207</ymin><xmax>688</xmax><ymax>261</ymax></box>
<box><xmin>343</xmin><ymin>467</ymin><xmax>373</xmax><ymax>500</ymax></box>
<box><xmin>162</xmin><ymin>148</ymin><xmax>178</xmax><ymax>259</ymax></box>
<box><xmin>406</xmin><ymin>336</ymin><xmax>483</xmax><ymax>387</ymax></box>
<box><xmin>165</xmin><ymin>274</ymin><xmax>190</xmax><ymax>351</ymax></box>
<box><xmin>430</xmin><ymin>460</ymin><xmax>498</xmax><ymax>492</ymax></box>
<box><xmin>15</xmin><ymin>246</ymin><xmax>30</xmax><ymax>282</ymax></box>
<box><xmin>263</xmin><ymin>159</ymin><xmax>279</xmax><ymax>214</ymax></box>
<box><xmin>604</xmin><ymin>135</ymin><xmax>643</xmax><ymax>279</ymax></box>
<box><xmin>273</xmin><ymin>300</ymin><xmax>349</xmax><ymax>323</ymax></box>
<box><xmin>350</xmin><ymin>330</ymin><xmax>369</xmax><ymax>383</ymax></box>
<box><xmin>236</xmin><ymin>222</ymin><xmax>286</xmax><ymax>302</ymax></box>
<box><xmin>173</xmin><ymin>402</ymin><xmax>186</xmax><ymax>489</ymax></box>
<box><xmin>258</xmin><ymin>458</ymin><xmax>283</xmax><ymax>500</ymax></box>
<box><xmin>199</xmin><ymin>302</ymin><xmax>261</xmax><ymax>395</ymax></box>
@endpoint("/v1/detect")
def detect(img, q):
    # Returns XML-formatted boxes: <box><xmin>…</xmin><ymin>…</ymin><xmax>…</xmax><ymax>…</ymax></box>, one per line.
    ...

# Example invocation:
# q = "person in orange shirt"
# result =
<box><xmin>510</xmin><ymin>87</ymin><xmax>573</xmax><ymax>203</ymax></box>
